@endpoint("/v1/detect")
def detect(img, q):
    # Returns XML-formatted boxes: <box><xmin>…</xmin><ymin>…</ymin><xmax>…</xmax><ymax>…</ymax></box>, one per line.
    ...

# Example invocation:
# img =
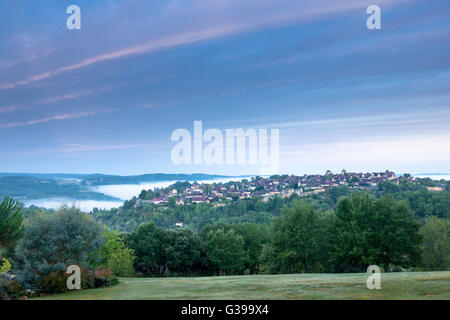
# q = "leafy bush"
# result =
<box><xmin>37</xmin><ymin>271</ymin><xmax>68</xmax><ymax>294</ymax></box>
<box><xmin>110</xmin><ymin>275</ymin><xmax>119</xmax><ymax>286</ymax></box>
<box><xmin>0</xmin><ymin>258</ymin><xmax>12</xmax><ymax>273</ymax></box>
<box><xmin>0</xmin><ymin>279</ymin><xmax>25</xmax><ymax>300</ymax></box>
<box><xmin>81</xmin><ymin>267</ymin><xmax>96</xmax><ymax>289</ymax></box>
<box><xmin>36</xmin><ymin>266</ymin><xmax>112</xmax><ymax>294</ymax></box>
<box><xmin>98</xmin><ymin>228</ymin><xmax>135</xmax><ymax>277</ymax></box>
<box><xmin>15</xmin><ymin>207</ymin><xmax>104</xmax><ymax>289</ymax></box>
<box><xmin>93</xmin><ymin>267</ymin><xmax>114</xmax><ymax>288</ymax></box>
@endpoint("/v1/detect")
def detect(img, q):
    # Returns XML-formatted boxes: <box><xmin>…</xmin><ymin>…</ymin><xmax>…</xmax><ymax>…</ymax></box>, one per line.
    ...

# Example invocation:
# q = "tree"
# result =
<box><xmin>372</xmin><ymin>196</ymin><xmax>422</xmax><ymax>270</ymax></box>
<box><xmin>168</xmin><ymin>197</ymin><xmax>176</xmax><ymax>208</ymax></box>
<box><xmin>0</xmin><ymin>197</ymin><xmax>24</xmax><ymax>252</ymax></box>
<box><xmin>165</xmin><ymin>229</ymin><xmax>205</xmax><ymax>276</ymax></box>
<box><xmin>331</xmin><ymin>193</ymin><xmax>422</xmax><ymax>272</ymax></box>
<box><xmin>203</xmin><ymin>227</ymin><xmax>245</xmax><ymax>275</ymax></box>
<box><xmin>15</xmin><ymin>207</ymin><xmax>104</xmax><ymax>288</ymax></box>
<box><xmin>127</xmin><ymin>222</ymin><xmax>169</xmax><ymax>276</ymax></box>
<box><xmin>420</xmin><ymin>217</ymin><xmax>450</xmax><ymax>271</ymax></box>
<box><xmin>264</xmin><ymin>201</ymin><xmax>329</xmax><ymax>274</ymax></box>
<box><xmin>232</xmin><ymin>223</ymin><xmax>270</xmax><ymax>274</ymax></box>
<box><xmin>98</xmin><ymin>228</ymin><xmax>135</xmax><ymax>277</ymax></box>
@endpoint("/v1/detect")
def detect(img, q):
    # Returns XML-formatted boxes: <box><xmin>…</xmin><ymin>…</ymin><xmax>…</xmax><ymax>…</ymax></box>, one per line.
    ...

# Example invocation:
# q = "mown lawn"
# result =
<box><xmin>35</xmin><ymin>271</ymin><xmax>450</xmax><ymax>300</ymax></box>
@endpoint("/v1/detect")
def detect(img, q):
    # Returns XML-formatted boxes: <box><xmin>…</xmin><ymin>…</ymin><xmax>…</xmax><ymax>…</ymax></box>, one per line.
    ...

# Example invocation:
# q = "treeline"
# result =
<box><xmin>90</xmin><ymin>195</ymin><xmax>289</xmax><ymax>232</ymax></box>
<box><xmin>124</xmin><ymin>193</ymin><xmax>448</xmax><ymax>276</ymax></box>
<box><xmin>376</xmin><ymin>179</ymin><xmax>450</xmax><ymax>219</ymax></box>
<box><xmin>87</xmin><ymin>177</ymin><xmax>450</xmax><ymax>233</ymax></box>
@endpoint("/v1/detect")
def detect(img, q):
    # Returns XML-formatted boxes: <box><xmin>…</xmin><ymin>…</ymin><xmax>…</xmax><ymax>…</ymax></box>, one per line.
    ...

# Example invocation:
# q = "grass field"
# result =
<box><xmin>35</xmin><ymin>271</ymin><xmax>450</xmax><ymax>300</ymax></box>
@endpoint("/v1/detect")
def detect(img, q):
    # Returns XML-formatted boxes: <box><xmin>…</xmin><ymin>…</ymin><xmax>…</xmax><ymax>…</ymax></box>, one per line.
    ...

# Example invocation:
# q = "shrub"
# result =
<box><xmin>37</xmin><ymin>271</ymin><xmax>68</xmax><ymax>294</ymax></box>
<box><xmin>110</xmin><ymin>275</ymin><xmax>119</xmax><ymax>286</ymax></box>
<box><xmin>35</xmin><ymin>266</ymin><xmax>112</xmax><ymax>294</ymax></box>
<box><xmin>0</xmin><ymin>279</ymin><xmax>8</xmax><ymax>300</ymax></box>
<box><xmin>0</xmin><ymin>279</ymin><xmax>25</xmax><ymax>300</ymax></box>
<box><xmin>93</xmin><ymin>267</ymin><xmax>114</xmax><ymax>288</ymax></box>
<box><xmin>81</xmin><ymin>267</ymin><xmax>96</xmax><ymax>289</ymax></box>
<box><xmin>15</xmin><ymin>207</ymin><xmax>104</xmax><ymax>289</ymax></box>
<box><xmin>0</xmin><ymin>258</ymin><xmax>12</xmax><ymax>273</ymax></box>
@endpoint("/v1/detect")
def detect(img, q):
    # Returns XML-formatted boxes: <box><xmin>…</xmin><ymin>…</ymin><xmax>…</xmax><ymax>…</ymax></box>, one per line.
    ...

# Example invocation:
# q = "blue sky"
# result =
<box><xmin>0</xmin><ymin>0</ymin><xmax>449</xmax><ymax>175</ymax></box>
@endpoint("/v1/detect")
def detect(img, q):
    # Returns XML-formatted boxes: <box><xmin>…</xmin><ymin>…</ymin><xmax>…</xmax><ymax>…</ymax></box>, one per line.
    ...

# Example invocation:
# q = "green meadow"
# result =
<box><xmin>35</xmin><ymin>271</ymin><xmax>450</xmax><ymax>300</ymax></box>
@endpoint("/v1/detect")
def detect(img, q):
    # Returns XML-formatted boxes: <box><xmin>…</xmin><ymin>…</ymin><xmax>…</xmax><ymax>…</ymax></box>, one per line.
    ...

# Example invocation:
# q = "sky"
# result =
<box><xmin>0</xmin><ymin>0</ymin><xmax>449</xmax><ymax>176</ymax></box>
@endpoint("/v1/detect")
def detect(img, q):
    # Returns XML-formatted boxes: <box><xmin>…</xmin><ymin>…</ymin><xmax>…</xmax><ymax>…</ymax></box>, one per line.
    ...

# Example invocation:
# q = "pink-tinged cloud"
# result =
<box><xmin>0</xmin><ymin>111</ymin><xmax>98</xmax><ymax>129</ymax></box>
<box><xmin>0</xmin><ymin>0</ymin><xmax>415</xmax><ymax>91</ymax></box>
<box><xmin>39</xmin><ymin>90</ymin><xmax>93</xmax><ymax>104</ymax></box>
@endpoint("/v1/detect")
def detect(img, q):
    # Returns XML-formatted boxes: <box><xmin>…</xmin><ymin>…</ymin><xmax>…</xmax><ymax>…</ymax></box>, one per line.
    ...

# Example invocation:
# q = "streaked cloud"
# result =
<box><xmin>0</xmin><ymin>0</ymin><xmax>448</xmax><ymax>175</ymax></box>
<box><xmin>38</xmin><ymin>90</ymin><xmax>94</xmax><ymax>104</ymax></box>
<box><xmin>0</xmin><ymin>105</ymin><xmax>22</xmax><ymax>113</ymax></box>
<box><xmin>0</xmin><ymin>111</ymin><xmax>99</xmax><ymax>129</ymax></box>
<box><xmin>0</xmin><ymin>143</ymin><xmax>169</xmax><ymax>156</ymax></box>
<box><xmin>0</xmin><ymin>0</ymin><xmax>415</xmax><ymax>91</ymax></box>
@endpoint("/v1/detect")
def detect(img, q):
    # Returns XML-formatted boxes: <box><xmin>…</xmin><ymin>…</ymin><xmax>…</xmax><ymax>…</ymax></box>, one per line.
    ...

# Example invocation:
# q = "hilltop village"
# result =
<box><xmin>134</xmin><ymin>170</ymin><xmax>404</xmax><ymax>207</ymax></box>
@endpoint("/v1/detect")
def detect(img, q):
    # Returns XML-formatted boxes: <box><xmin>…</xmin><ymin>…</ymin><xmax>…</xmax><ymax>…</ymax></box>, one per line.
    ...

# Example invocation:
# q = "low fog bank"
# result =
<box><xmin>89</xmin><ymin>177</ymin><xmax>247</xmax><ymax>200</ymax></box>
<box><xmin>23</xmin><ymin>177</ymin><xmax>247</xmax><ymax>212</ymax></box>
<box><xmin>24</xmin><ymin>199</ymin><xmax>124</xmax><ymax>212</ymax></box>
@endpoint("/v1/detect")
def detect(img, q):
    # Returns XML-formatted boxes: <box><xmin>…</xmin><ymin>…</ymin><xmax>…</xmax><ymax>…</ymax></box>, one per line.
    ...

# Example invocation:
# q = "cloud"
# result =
<box><xmin>38</xmin><ymin>90</ymin><xmax>94</xmax><ymax>104</ymax></box>
<box><xmin>0</xmin><ymin>88</ymin><xmax>112</xmax><ymax>116</ymax></box>
<box><xmin>0</xmin><ymin>143</ymin><xmax>168</xmax><ymax>156</ymax></box>
<box><xmin>0</xmin><ymin>0</ymin><xmax>415</xmax><ymax>91</ymax></box>
<box><xmin>233</xmin><ymin>108</ymin><xmax>450</xmax><ymax>132</ymax></box>
<box><xmin>140</xmin><ymin>103</ymin><xmax>157</xmax><ymax>109</ymax></box>
<box><xmin>57</xmin><ymin>143</ymin><xmax>161</xmax><ymax>153</ymax></box>
<box><xmin>0</xmin><ymin>105</ymin><xmax>22</xmax><ymax>113</ymax></box>
<box><xmin>0</xmin><ymin>111</ymin><xmax>99</xmax><ymax>129</ymax></box>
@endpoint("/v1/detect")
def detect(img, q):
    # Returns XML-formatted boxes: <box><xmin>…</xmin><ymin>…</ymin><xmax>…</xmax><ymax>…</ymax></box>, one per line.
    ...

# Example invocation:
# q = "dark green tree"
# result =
<box><xmin>232</xmin><ymin>223</ymin><xmax>270</xmax><ymax>274</ymax></box>
<box><xmin>420</xmin><ymin>217</ymin><xmax>450</xmax><ymax>271</ymax></box>
<box><xmin>203</xmin><ymin>227</ymin><xmax>245</xmax><ymax>275</ymax></box>
<box><xmin>165</xmin><ymin>229</ymin><xmax>206</xmax><ymax>276</ymax></box>
<box><xmin>127</xmin><ymin>222</ymin><xmax>169</xmax><ymax>276</ymax></box>
<box><xmin>0</xmin><ymin>197</ymin><xmax>24</xmax><ymax>252</ymax></box>
<box><xmin>331</xmin><ymin>193</ymin><xmax>422</xmax><ymax>272</ymax></box>
<box><xmin>264</xmin><ymin>200</ymin><xmax>329</xmax><ymax>273</ymax></box>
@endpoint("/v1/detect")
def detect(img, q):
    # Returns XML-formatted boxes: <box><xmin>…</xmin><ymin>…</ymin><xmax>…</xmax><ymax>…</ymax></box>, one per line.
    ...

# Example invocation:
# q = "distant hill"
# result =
<box><xmin>0</xmin><ymin>172</ymin><xmax>230</xmax><ymax>183</ymax></box>
<box><xmin>0</xmin><ymin>173</ymin><xmax>232</xmax><ymax>201</ymax></box>
<box><xmin>0</xmin><ymin>172</ymin><xmax>87</xmax><ymax>179</ymax></box>
<box><xmin>80</xmin><ymin>173</ymin><xmax>231</xmax><ymax>186</ymax></box>
<box><xmin>0</xmin><ymin>176</ymin><xmax>118</xmax><ymax>201</ymax></box>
